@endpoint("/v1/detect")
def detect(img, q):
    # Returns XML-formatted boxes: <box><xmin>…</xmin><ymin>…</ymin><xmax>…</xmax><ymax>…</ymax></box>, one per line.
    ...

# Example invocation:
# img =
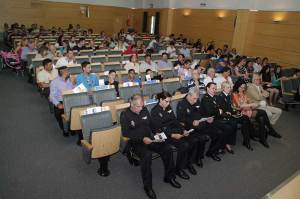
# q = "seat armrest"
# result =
<box><xmin>81</xmin><ymin>140</ymin><xmax>93</xmax><ymax>151</ymax></box>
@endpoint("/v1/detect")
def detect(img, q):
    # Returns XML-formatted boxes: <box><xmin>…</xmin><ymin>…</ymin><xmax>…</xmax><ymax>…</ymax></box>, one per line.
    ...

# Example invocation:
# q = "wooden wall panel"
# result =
<box><xmin>171</xmin><ymin>9</ymin><xmax>237</xmax><ymax>47</ymax></box>
<box><xmin>0</xmin><ymin>0</ymin><xmax>133</xmax><ymax>34</ymax></box>
<box><xmin>244</xmin><ymin>11</ymin><xmax>300</xmax><ymax>67</ymax></box>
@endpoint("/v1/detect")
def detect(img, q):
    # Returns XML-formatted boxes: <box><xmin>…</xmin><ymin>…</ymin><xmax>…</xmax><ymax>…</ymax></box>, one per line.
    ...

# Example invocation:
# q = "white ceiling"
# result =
<box><xmin>44</xmin><ymin>0</ymin><xmax>300</xmax><ymax>11</ymax></box>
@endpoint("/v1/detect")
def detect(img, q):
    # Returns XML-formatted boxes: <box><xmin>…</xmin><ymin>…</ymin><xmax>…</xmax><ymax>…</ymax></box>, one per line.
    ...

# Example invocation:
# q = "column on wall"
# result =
<box><xmin>231</xmin><ymin>9</ymin><xmax>251</xmax><ymax>55</ymax></box>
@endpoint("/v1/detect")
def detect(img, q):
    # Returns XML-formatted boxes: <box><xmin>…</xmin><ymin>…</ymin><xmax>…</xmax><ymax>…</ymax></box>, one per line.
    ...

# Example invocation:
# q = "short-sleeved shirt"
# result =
<box><xmin>76</xmin><ymin>73</ymin><xmax>99</xmax><ymax>89</ymax></box>
<box><xmin>139</xmin><ymin>61</ymin><xmax>157</xmax><ymax>73</ymax></box>
<box><xmin>37</xmin><ymin>68</ymin><xmax>58</xmax><ymax>84</ymax></box>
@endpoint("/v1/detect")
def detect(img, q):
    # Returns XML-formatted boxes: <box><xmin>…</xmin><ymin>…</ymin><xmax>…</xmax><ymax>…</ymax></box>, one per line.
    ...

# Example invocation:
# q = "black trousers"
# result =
<box><xmin>187</xmin><ymin>133</ymin><xmax>207</xmax><ymax>163</ymax></box>
<box><xmin>54</xmin><ymin>106</ymin><xmax>65</xmax><ymax>132</ymax></box>
<box><xmin>98</xmin><ymin>156</ymin><xmax>110</xmax><ymax>169</ymax></box>
<box><xmin>41</xmin><ymin>87</ymin><xmax>50</xmax><ymax>99</ymax></box>
<box><xmin>227</xmin><ymin>116</ymin><xmax>252</xmax><ymax>144</ymax></box>
<box><xmin>195</xmin><ymin>124</ymin><xmax>224</xmax><ymax>156</ymax></box>
<box><xmin>165</xmin><ymin>138</ymin><xmax>189</xmax><ymax>170</ymax></box>
<box><xmin>133</xmin><ymin>142</ymin><xmax>175</xmax><ymax>189</ymax></box>
<box><xmin>213</xmin><ymin>120</ymin><xmax>237</xmax><ymax>146</ymax></box>
<box><xmin>254</xmin><ymin>109</ymin><xmax>270</xmax><ymax>141</ymax></box>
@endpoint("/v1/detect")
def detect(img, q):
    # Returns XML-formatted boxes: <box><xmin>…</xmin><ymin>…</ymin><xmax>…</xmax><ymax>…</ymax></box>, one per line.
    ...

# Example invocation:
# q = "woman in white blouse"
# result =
<box><xmin>124</xmin><ymin>54</ymin><xmax>140</xmax><ymax>73</ymax></box>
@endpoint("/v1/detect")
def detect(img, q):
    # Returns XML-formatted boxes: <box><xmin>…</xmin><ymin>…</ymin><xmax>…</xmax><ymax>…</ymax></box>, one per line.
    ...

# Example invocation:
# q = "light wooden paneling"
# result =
<box><xmin>244</xmin><ymin>11</ymin><xmax>300</xmax><ymax>67</ymax></box>
<box><xmin>171</xmin><ymin>9</ymin><xmax>237</xmax><ymax>47</ymax></box>
<box><xmin>0</xmin><ymin>0</ymin><xmax>134</xmax><ymax>34</ymax></box>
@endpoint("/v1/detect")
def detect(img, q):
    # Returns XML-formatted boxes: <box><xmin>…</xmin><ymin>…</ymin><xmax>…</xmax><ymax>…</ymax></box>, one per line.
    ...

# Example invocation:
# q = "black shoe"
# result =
<box><xmin>70</xmin><ymin>131</ymin><xmax>76</xmax><ymax>136</ymax></box>
<box><xmin>164</xmin><ymin>178</ymin><xmax>181</xmax><ymax>189</ymax></box>
<box><xmin>196</xmin><ymin>159</ymin><xmax>203</xmax><ymax>168</ymax></box>
<box><xmin>144</xmin><ymin>187</ymin><xmax>157</xmax><ymax>199</ymax></box>
<box><xmin>176</xmin><ymin>169</ymin><xmax>190</xmax><ymax>180</ymax></box>
<box><xmin>97</xmin><ymin>168</ymin><xmax>110</xmax><ymax>177</ymax></box>
<box><xmin>259</xmin><ymin>140</ymin><xmax>270</xmax><ymax>148</ymax></box>
<box><xmin>250</xmin><ymin>136</ymin><xmax>260</xmax><ymax>142</ymax></box>
<box><xmin>63</xmin><ymin>131</ymin><xmax>69</xmax><ymax>137</ymax></box>
<box><xmin>187</xmin><ymin>164</ymin><xmax>197</xmax><ymax>175</ymax></box>
<box><xmin>269</xmin><ymin>131</ymin><xmax>282</xmax><ymax>139</ymax></box>
<box><xmin>217</xmin><ymin>149</ymin><xmax>226</xmax><ymax>155</ymax></box>
<box><xmin>243</xmin><ymin>142</ymin><xmax>253</xmax><ymax>151</ymax></box>
<box><xmin>226</xmin><ymin>148</ymin><xmax>235</xmax><ymax>154</ymax></box>
<box><xmin>206</xmin><ymin>154</ymin><xmax>221</xmax><ymax>162</ymax></box>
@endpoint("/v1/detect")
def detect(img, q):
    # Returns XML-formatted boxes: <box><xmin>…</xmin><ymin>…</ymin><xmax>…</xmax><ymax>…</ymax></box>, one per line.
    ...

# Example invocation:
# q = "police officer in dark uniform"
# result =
<box><xmin>151</xmin><ymin>91</ymin><xmax>198</xmax><ymax>178</ymax></box>
<box><xmin>217</xmin><ymin>81</ymin><xmax>253</xmax><ymax>150</ymax></box>
<box><xmin>120</xmin><ymin>94</ymin><xmax>181</xmax><ymax>199</ymax></box>
<box><xmin>177</xmin><ymin>87</ymin><xmax>223</xmax><ymax>162</ymax></box>
<box><xmin>201</xmin><ymin>82</ymin><xmax>236</xmax><ymax>154</ymax></box>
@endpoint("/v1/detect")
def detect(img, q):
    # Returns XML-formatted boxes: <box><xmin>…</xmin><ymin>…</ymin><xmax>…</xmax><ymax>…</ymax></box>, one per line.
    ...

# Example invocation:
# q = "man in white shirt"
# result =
<box><xmin>147</xmin><ymin>36</ymin><xmax>159</xmax><ymax>50</ymax></box>
<box><xmin>203</xmin><ymin>67</ymin><xmax>217</xmax><ymax>86</ymax></box>
<box><xmin>157</xmin><ymin>53</ymin><xmax>173</xmax><ymax>70</ymax></box>
<box><xmin>37</xmin><ymin>58</ymin><xmax>58</xmax><ymax>98</ymax></box>
<box><xmin>166</xmin><ymin>41</ymin><xmax>177</xmax><ymax>58</ymax></box>
<box><xmin>126</xmin><ymin>32</ymin><xmax>135</xmax><ymax>43</ymax></box>
<box><xmin>55</xmin><ymin>49</ymin><xmax>76</xmax><ymax>68</ymax></box>
<box><xmin>214</xmin><ymin>67</ymin><xmax>233</xmax><ymax>90</ymax></box>
<box><xmin>139</xmin><ymin>54</ymin><xmax>158</xmax><ymax>73</ymax></box>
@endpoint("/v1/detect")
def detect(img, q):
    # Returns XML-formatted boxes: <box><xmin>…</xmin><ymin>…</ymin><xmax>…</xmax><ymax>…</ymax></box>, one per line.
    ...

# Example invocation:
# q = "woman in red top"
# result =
<box><xmin>232</xmin><ymin>79</ymin><xmax>272</xmax><ymax>148</ymax></box>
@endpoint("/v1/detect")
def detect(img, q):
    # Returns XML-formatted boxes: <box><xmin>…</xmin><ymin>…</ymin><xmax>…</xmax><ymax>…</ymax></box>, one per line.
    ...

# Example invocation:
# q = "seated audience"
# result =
<box><xmin>49</xmin><ymin>66</ymin><xmax>74</xmax><ymax>137</ymax></box>
<box><xmin>217</xmin><ymin>82</ymin><xmax>253</xmax><ymax>150</ymax></box>
<box><xmin>261</xmin><ymin>58</ymin><xmax>280</xmax><ymax>105</ymax></box>
<box><xmin>37</xmin><ymin>58</ymin><xmax>58</xmax><ymax>98</ymax></box>
<box><xmin>166</xmin><ymin>41</ymin><xmax>177</xmax><ymax>58</ymax></box>
<box><xmin>234</xmin><ymin>56</ymin><xmax>250</xmax><ymax>83</ymax></box>
<box><xmin>187</xmin><ymin>69</ymin><xmax>206</xmax><ymax>94</ymax></box>
<box><xmin>157</xmin><ymin>52</ymin><xmax>173</xmax><ymax>70</ymax></box>
<box><xmin>123</xmin><ymin>44</ymin><xmax>137</xmax><ymax>55</ymax></box>
<box><xmin>253</xmin><ymin>57</ymin><xmax>262</xmax><ymax>73</ymax></box>
<box><xmin>124</xmin><ymin>54</ymin><xmax>140</xmax><ymax>73</ymax></box>
<box><xmin>120</xmin><ymin>94</ymin><xmax>180</xmax><ymax>199</ymax></box>
<box><xmin>140</xmin><ymin>54</ymin><xmax>158</xmax><ymax>73</ymax></box>
<box><xmin>178</xmin><ymin>60</ymin><xmax>192</xmax><ymax>80</ymax></box>
<box><xmin>247</xmin><ymin>73</ymin><xmax>282</xmax><ymax>125</ymax></box>
<box><xmin>179</xmin><ymin>43</ymin><xmax>191</xmax><ymax>59</ymax></box>
<box><xmin>76</xmin><ymin>61</ymin><xmax>99</xmax><ymax>90</ymax></box>
<box><xmin>201</xmin><ymin>82</ymin><xmax>236</xmax><ymax>154</ymax></box>
<box><xmin>232</xmin><ymin>79</ymin><xmax>281</xmax><ymax>148</ymax></box>
<box><xmin>173</xmin><ymin>54</ymin><xmax>185</xmax><ymax>69</ymax></box>
<box><xmin>123</xmin><ymin>69</ymin><xmax>141</xmax><ymax>84</ymax></box>
<box><xmin>151</xmin><ymin>91</ymin><xmax>206</xmax><ymax>178</ymax></box>
<box><xmin>145</xmin><ymin>69</ymin><xmax>162</xmax><ymax>81</ymax></box>
<box><xmin>203</xmin><ymin>67</ymin><xmax>217</xmax><ymax>86</ymax></box>
<box><xmin>56</xmin><ymin>49</ymin><xmax>76</xmax><ymax>68</ymax></box>
<box><xmin>104</xmin><ymin>70</ymin><xmax>119</xmax><ymax>97</ymax></box>
<box><xmin>214</xmin><ymin>66</ymin><xmax>234</xmax><ymax>90</ymax></box>
<box><xmin>177</xmin><ymin>87</ymin><xmax>224</xmax><ymax>161</ymax></box>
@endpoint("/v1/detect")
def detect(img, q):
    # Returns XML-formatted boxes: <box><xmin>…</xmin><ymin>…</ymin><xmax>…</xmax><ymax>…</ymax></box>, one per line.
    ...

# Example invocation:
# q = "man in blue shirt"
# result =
<box><xmin>76</xmin><ymin>61</ymin><xmax>99</xmax><ymax>90</ymax></box>
<box><xmin>50</xmin><ymin>66</ymin><xmax>74</xmax><ymax>137</ymax></box>
<box><xmin>123</xmin><ymin>69</ymin><xmax>141</xmax><ymax>84</ymax></box>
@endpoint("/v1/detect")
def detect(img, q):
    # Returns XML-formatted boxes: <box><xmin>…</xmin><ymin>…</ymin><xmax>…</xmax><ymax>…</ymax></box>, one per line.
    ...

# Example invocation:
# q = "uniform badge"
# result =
<box><xmin>196</xmin><ymin>105</ymin><xmax>200</xmax><ymax>109</ymax></box>
<box><xmin>131</xmin><ymin>120</ymin><xmax>135</xmax><ymax>127</ymax></box>
<box><xmin>159</xmin><ymin>113</ymin><xmax>163</xmax><ymax>117</ymax></box>
<box><xmin>167</xmin><ymin>110</ymin><xmax>172</xmax><ymax>113</ymax></box>
<box><xmin>187</xmin><ymin>108</ymin><xmax>190</xmax><ymax>113</ymax></box>
<box><xmin>142</xmin><ymin>116</ymin><xmax>147</xmax><ymax>120</ymax></box>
